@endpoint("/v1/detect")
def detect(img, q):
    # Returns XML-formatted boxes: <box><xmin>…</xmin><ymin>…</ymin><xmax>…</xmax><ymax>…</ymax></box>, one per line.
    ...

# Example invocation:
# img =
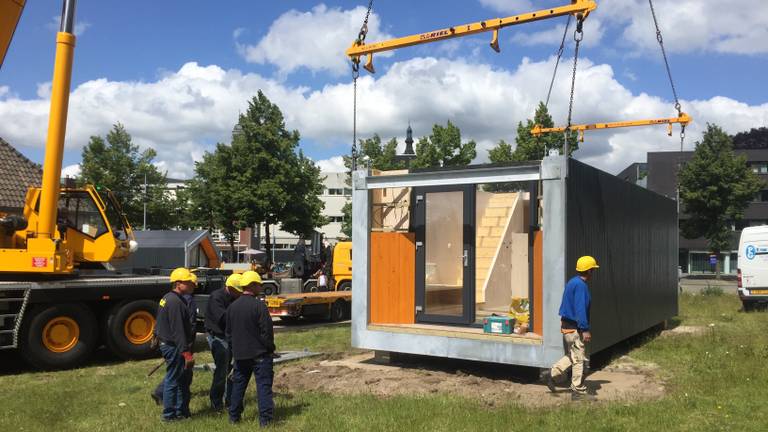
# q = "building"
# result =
<box><xmin>0</xmin><ymin>137</ymin><xmax>42</xmax><ymax>214</ymax></box>
<box><xmin>620</xmin><ymin>149</ymin><xmax>768</xmax><ymax>275</ymax></box>
<box><xmin>351</xmin><ymin>156</ymin><xmax>677</xmax><ymax>367</ymax></box>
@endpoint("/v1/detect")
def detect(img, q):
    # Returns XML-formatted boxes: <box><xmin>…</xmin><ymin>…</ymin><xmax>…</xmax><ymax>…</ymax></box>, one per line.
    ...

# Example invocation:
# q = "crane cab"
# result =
<box><xmin>0</xmin><ymin>184</ymin><xmax>137</xmax><ymax>273</ymax></box>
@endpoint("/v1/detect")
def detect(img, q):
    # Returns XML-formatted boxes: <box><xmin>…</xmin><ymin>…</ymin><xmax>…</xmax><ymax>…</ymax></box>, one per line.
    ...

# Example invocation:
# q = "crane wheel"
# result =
<box><xmin>338</xmin><ymin>281</ymin><xmax>352</xmax><ymax>291</ymax></box>
<box><xmin>19</xmin><ymin>303</ymin><xmax>97</xmax><ymax>370</ymax></box>
<box><xmin>262</xmin><ymin>283</ymin><xmax>278</xmax><ymax>296</ymax></box>
<box><xmin>329</xmin><ymin>300</ymin><xmax>345</xmax><ymax>322</ymax></box>
<box><xmin>104</xmin><ymin>300</ymin><xmax>158</xmax><ymax>360</ymax></box>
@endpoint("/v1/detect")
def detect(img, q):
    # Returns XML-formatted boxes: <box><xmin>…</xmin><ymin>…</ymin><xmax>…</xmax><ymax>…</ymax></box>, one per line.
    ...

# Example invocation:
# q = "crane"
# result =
<box><xmin>0</xmin><ymin>0</ymin><xmax>137</xmax><ymax>274</ymax></box>
<box><xmin>346</xmin><ymin>0</ymin><xmax>597</xmax><ymax>74</ymax></box>
<box><xmin>531</xmin><ymin>113</ymin><xmax>692</xmax><ymax>143</ymax></box>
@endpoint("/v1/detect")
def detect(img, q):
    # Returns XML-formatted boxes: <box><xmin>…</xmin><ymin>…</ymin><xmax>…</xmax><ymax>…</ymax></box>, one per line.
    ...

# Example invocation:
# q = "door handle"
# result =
<box><xmin>463</xmin><ymin>249</ymin><xmax>469</xmax><ymax>267</ymax></box>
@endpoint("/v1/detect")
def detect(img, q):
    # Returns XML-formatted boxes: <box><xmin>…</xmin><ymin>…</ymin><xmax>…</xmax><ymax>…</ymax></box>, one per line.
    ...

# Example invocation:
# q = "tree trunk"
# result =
<box><xmin>265</xmin><ymin>223</ymin><xmax>272</xmax><ymax>267</ymax></box>
<box><xmin>228</xmin><ymin>233</ymin><xmax>236</xmax><ymax>264</ymax></box>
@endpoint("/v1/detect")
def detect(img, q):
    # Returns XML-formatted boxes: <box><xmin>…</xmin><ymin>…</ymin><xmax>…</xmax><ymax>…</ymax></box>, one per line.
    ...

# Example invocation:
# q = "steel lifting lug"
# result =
<box><xmin>579</xmin><ymin>129</ymin><xmax>585</xmax><ymax>143</ymax></box>
<box><xmin>667</xmin><ymin>123</ymin><xmax>673</xmax><ymax>136</ymax></box>
<box><xmin>490</xmin><ymin>29</ymin><xmax>500</xmax><ymax>53</ymax></box>
<box><xmin>363</xmin><ymin>54</ymin><xmax>375</xmax><ymax>74</ymax></box>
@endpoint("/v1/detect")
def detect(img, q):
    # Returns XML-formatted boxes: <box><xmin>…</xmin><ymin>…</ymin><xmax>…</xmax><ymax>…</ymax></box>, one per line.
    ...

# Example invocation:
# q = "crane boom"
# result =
<box><xmin>0</xmin><ymin>0</ymin><xmax>26</xmax><ymax>69</ymax></box>
<box><xmin>346</xmin><ymin>0</ymin><xmax>597</xmax><ymax>73</ymax></box>
<box><xmin>531</xmin><ymin>112</ymin><xmax>692</xmax><ymax>142</ymax></box>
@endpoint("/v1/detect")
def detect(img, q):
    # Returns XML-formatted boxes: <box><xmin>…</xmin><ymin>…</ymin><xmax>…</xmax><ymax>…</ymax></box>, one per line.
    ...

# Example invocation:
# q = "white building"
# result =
<box><xmin>261</xmin><ymin>172</ymin><xmax>350</xmax><ymax>252</ymax></box>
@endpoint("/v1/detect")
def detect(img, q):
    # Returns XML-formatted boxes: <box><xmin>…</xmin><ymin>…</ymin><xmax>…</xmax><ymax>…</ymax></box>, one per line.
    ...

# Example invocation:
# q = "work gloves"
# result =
<box><xmin>182</xmin><ymin>351</ymin><xmax>195</xmax><ymax>369</ymax></box>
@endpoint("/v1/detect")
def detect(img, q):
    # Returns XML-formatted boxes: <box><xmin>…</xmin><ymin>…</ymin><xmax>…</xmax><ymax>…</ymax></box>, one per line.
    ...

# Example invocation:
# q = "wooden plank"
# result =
<box><xmin>532</xmin><ymin>230</ymin><xmax>543</xmax><ymax>335</ymax></box>
<box><xmin>370</xmin><ymin>232</ymin><xmax>415</xmax><ymax>324</ymax></box>
<box><xmin>367</xmin><ymin>323</ymin><xmax>543</xmax><ymax>345</ymax></box>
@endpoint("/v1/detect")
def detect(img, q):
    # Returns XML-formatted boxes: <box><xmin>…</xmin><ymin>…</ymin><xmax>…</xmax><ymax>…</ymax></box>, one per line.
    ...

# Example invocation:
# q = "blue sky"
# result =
<box><xmin>1</xmin><ymin>0</ymin><xmax>766</xmax><ymax>177</ymax></box>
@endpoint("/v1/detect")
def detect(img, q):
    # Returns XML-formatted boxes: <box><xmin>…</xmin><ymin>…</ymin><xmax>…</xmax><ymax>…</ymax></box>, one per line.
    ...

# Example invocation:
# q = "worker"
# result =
<box><xmin>154</xmin><ymin>267</ymin><xmax>197</xmax><ymax>421</ymax></box>
<box><xmin>545</xmin><ymin>256</ymin><xmax>598</xmax><ymax>401</ymax></box>
<box><xmin>204</xmin><ymin>273</ymin><xmax>243</xmax><ymax>412</ymax></box>
<box><xmin>226</xmin><ymin>270</ymin><xmax>276</xmax><ymax>426</ymax></box>
<box><xmin>151</xmin><ymin>292</ymin><xmax>197</xmax><ymax>406</ymax></box>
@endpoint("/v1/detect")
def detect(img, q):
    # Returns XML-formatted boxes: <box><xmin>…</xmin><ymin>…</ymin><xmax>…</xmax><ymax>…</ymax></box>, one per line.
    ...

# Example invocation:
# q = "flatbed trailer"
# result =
<box><xmin>266</xmin><ymin>291</ymin><xmax>351</xmax><ymax>323</ymax></box>
<box><xmin>0</xmin><ymin>271</ymin><xmax>226</xmax><ymax>369</ymax></box>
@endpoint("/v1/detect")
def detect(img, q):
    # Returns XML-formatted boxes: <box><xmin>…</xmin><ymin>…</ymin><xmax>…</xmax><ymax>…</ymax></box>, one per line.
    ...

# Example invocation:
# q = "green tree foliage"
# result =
<box><xmin>233</xmin><ymin>91</ymin><xmax>325</xmax><ymax>261</ymax></box>
<box><xmin>488</xmin><ymin>139</ymin><xmax>514</xmax><ymax>164</ymax></box>
<box><xmin>80</xmin><ymin>123</ymin><xmax>175</xmax><ymax>229</ymax></box>
<box><xmin>512</xmin><ymin>102</ymin><xmax>577</xmax><ymax>161</ymax></box>
<box><xmin>340</xmin><ymin>135</ymin><xmax>407</xmax><ymax>238</ymax></box>
<box><xmin>733</xmin><ymin>127</ymin><xmax>768</xmax><ymax>150</ymax></box>
<box><xmin>680</xmin><ymin>124</ymin><xmax>764</xmax><ymax>277</ymax></box>
<box><xmin>411</xmin><ymin>121</ymin><xmax>476</xmax><ymax>169</ymax></box>
<box><xmin>185</xmin><ymin>144</ymin><xmax>245</xmax><ymax>255</ymax></box>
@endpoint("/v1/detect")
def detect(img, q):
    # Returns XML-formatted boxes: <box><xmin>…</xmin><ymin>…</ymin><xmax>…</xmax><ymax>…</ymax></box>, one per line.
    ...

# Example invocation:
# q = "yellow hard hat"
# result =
<box><xmin>226</xmin><ymin>273</ymin><xmax>243</xmax><ymax>292</ymax></box>
<box><xmin>240</xmin><ymin>270</ymin><xmax>262</xmax><ymax>288</ymax></box>
<box><xmin>576</xmin><ymin>256</ymin><xmax>599</xmax><ymax>272</ymax></box>
<box><xmin>170</xmin><ymin>267</ymin><xmax>198</xmax><ymax>284</ymax></box>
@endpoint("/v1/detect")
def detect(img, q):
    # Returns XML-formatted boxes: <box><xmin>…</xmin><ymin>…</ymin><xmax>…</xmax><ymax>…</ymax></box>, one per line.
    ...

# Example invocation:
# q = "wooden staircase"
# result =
<box><xmin>475</xmin><ymin>193</ymin><xmax>518</xmax><ymax>304</ymax></box>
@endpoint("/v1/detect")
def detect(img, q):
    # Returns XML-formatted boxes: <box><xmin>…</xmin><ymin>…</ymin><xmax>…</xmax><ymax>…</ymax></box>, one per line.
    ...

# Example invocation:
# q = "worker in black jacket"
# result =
<box><xmin>226</xmin><ymin>270</ymin><xmax>276</xmax><ymax>426</ymax></box>
<box><xmin>154</xmin><ymin>267</ymin><xmax>197</xmax><ymax>422</ymax></box>
<box><xmin>151</xmin><ymin>293</ymin><xmax>197</xmax><ymax>406</ymax></box>
<box><xmin>204</xmin><ymin>273</ymin><xmax>242</xmax><ymax>411</ymax></box>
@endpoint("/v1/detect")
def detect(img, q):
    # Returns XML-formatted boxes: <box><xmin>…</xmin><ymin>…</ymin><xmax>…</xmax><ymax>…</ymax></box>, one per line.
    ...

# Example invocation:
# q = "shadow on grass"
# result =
<box><xmin>589</xmin><ymin>322</ymin><xmax>668</xmax><ymax>371</ymax></box>
<box><xmin>376</xmin><ymin>352</ymin><xmax>542</xmax><ymax>383</ymax></box>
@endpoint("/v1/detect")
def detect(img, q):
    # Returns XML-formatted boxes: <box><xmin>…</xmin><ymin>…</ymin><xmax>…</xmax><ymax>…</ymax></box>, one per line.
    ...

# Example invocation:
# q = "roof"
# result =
<box><xmin>0</xmin><ymin>137</ymin><xmax>42</xmax><ymax>210</ymax></box>
<box><xmin>132</xmin><ymin>230</ymin><xmax>213</xmax><ymax>248</ymax></box>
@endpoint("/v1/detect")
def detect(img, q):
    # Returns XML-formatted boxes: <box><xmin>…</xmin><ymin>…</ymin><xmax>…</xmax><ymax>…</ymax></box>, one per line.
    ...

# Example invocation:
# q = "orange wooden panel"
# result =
<box><xmin>201</xmin><ymin>238</ymin><xmax>221</xmax><ymax>269</ymax></box>
<box><xmin>532</xmin><ymin>230</ymin><xmax>543</xmax><ymax>335</ymax></box>
<box><xmin>370</xmin><ymin>232</ymin><xmax>415</xmax><ymax>324</ymax></box>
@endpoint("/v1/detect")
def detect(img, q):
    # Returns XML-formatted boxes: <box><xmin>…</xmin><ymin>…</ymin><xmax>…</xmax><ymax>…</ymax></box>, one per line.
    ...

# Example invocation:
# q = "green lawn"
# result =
<box><xmin>1</xmin><ymin>294</ymin><xmax>767</xmax><ymax>431</ymax></box>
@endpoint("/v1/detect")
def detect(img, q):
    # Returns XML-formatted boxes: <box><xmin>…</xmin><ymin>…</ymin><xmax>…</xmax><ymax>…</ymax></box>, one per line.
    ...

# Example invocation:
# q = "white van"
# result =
<box><xmin>737</xmin><ymin>226</ymin><xmax>768</xmax><ymax>311</ymax></box>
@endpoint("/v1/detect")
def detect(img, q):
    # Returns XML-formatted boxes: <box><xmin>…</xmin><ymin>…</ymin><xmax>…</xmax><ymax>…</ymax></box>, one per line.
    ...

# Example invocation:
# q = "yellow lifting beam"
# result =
<box><xmin>346</xmin><ymin>0</ymin><xmax>597</xmax><ymax>73</ymax></box>
<box><xmin>531</xmin><ymin>112</ymin><xmax>692</xmax><ymax>142</ymax></box>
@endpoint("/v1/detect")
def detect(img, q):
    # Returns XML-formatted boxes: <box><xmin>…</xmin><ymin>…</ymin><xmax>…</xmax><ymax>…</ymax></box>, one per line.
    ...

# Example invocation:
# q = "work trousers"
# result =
<box><xmin>229</xmin><ymin>356</ymin><xmax>274</xmax><ymax>426</ymax></box>
<box><xmin>550</xmin><ymin>331</ymin><xmax>588</xmax><ymax>393</ymax></box>
<box><xmin>159</xmin><ymin>344</ymin><xmax>193</xmax><ymax>420</ymax></box>
<box><xmin>207</xmin><ymin>333</ymin><xmax>233</xmax><ymax>410</ymax></box>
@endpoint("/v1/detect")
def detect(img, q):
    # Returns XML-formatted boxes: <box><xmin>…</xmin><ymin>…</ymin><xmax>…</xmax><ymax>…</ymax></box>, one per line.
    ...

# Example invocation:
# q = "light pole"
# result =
<box><xmin>142</xmin><ymin>173</ymin><xmax>147</xmax><ymax>230</ymax></box>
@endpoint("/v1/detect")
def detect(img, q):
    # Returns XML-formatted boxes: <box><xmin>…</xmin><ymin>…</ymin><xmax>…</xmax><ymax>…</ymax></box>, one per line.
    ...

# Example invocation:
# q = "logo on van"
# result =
<box><xmin>746</xmin><ymin>245</ymin><xmax>757</xmax><ymax>260</ymax></box>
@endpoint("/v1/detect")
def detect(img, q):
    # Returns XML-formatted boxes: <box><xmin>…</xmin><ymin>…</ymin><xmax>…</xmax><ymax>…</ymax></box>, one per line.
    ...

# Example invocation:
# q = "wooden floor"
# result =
<box><xmin>367</xmin><ymin>323</ymin><xmax>542</xmax><ymax>345</ymax></box>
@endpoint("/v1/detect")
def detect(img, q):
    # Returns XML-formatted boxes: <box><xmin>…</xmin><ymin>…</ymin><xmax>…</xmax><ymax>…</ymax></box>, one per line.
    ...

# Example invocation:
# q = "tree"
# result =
<box><xmin>512</xmin><ymin>102</ymin><xmax>577</xmax><ymax>161</ymax></box>
<box><xmin>185</xmin><ymin>144</ymin><xmax>245</xmax><ymax>257</ymax></box>
<box><xmin>411</xmin><ymin>121</ymin><xmax>476</xmax><ymax>169</ymax></box>
<box><xmin>233</xmin><ymin>91</ymin><xmax>326</xmax><ymax>262</ymax></box>
<box><xmin>340</xmin><ymin>135</ymin><xmax>407</xmax><ymax>238</ymax></box>
<box><xmin>80</xmin><ymin>123</ymin><xmax>176</xmax><ymax>229</ymax></box>
<box><xmin>733</xmin><ymin>127</ymin><xmax>768</xmax><ymax>150</ymax></box>
<box><xmin>488</xmin><ymin>139</ymin><xmax>514</xmax><ymax>164</ymax></box>
<box><xmin>679</xmin><ymin>124</ymin><xmax>764</xmax><ymax>278</ymax></box>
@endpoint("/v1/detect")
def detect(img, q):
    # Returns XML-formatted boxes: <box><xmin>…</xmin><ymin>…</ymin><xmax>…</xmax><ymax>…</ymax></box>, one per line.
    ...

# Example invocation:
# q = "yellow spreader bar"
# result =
<box><xmin>531</xmin><ymin>112</ymin><xmax>692</xmax><ymax>142</ymax></box>
<box><xmin>346</xmin><ymin>0</ymin><xmax>597</xmax><ymax>73</ymax></box>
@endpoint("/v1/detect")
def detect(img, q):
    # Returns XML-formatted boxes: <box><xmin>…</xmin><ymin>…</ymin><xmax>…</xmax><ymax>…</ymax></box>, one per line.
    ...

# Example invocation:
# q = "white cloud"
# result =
<box><xmin>236</xmin><ymin>4</ymin><xmax>394</xmax><ymax>77</ymax></box>
<box><xmin>478</xmin><ymin>0</ymin><xmax>535</xmax><ymax>14</ymax></box>
<box><xmin>601</xmin><ymin>0</ymin><xmax>768</xmax><ymax>55</ymax></box>
<box><xmin>0</xmin><ymin>57</ymin><xmax>765</xmax><ymax>179</ymax></box>
<box><xmin>316</xmin><ymin>156</ymin><xmax>347</xmax><ymax>173</ymax></box>
<box><xmin>46</xmin><ymin>16</ymin><xmax>91</xmax><ymax>37</ymax></box>
<box><xmin>61</xmin><ymin>164</ymin><xmax>81</xmax><ymax>178</ymax></box>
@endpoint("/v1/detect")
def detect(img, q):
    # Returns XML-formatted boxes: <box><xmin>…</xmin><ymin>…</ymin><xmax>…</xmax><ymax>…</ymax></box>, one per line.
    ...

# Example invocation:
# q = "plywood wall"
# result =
<box><xmin>370</xmin><ymin>232</ymin><xmax>416</xmax><ymax>324</ymax></box>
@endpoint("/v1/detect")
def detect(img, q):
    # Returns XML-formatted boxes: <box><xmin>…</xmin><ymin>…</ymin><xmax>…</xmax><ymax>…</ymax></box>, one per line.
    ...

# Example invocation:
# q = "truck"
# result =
<box><xmin>0</xmin><ymin>0</ymin><xmax>231</xmax><ymax>369</ymax></box>
<box><xmin>737</xmin><ymin>225</ymin><xmax>768</xmax><ymax>311</ymax></box>
<box><xmin>262</xmin><ymin>241</ymin><xmax>353</xmax><ymax>322</ymax></box>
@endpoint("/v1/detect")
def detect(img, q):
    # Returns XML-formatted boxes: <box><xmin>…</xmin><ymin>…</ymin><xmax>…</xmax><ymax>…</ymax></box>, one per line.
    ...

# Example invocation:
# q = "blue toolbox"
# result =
<box><xmin>482</xmin><ymin>315</ymin><xmax>515</xmax><ymax>334</ymax></box>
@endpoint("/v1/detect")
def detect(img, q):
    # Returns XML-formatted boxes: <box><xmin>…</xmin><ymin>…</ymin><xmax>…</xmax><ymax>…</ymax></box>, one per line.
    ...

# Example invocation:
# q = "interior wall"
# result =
<box><xmin>425</xmin><ymin>191</ymin><xmax>464</xmax><ymax>287</ymax></box>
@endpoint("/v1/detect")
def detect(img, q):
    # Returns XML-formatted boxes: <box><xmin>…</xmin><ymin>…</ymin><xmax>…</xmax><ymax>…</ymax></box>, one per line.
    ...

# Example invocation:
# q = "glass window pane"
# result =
<box><xmin>424</xmin><ymin>191</ymin><xmax>464</xmax><ymax>317</ymax></box>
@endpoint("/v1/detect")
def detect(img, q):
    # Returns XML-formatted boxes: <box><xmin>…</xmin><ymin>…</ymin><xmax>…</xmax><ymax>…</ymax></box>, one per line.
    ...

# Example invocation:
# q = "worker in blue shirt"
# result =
<box><xmin>545</xmin><ymin>255</ymin><xmax>598</xmax><ymax>401</ymax></box>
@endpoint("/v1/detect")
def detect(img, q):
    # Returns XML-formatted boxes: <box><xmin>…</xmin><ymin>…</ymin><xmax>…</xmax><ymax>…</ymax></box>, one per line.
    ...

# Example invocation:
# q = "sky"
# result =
<box><xmin>1</xmin><ymin>0</ymin><xmax>766</xmax><ymax>179</ymax></box>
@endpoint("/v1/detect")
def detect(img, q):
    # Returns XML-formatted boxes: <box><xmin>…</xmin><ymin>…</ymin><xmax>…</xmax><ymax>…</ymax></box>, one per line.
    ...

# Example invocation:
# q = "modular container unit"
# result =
<box><xmin>351</xmin><ymin>155</ymin><xmax>677</xmax><ymax>368</ymax></box>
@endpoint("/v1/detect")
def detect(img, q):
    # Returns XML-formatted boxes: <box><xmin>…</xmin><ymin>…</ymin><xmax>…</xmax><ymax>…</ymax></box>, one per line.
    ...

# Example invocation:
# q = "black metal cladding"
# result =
<box><xmin>566</xmin><ymin>159</ymin><xmax>678</xmax><ymax>354</ymax></box>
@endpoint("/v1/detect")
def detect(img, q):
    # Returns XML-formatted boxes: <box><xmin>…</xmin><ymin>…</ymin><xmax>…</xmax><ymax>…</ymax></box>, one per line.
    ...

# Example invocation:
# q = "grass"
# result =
<box><xmin>1</xmin><ymin>294</ymin><xmax>767</xmax><ymax>431</ymax></box>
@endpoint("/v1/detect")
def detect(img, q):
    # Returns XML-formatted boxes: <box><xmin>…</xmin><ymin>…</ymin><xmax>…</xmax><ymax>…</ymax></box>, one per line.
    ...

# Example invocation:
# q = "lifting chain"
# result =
<box><xmin>351</xmin><ymin>0</ymin><xmax>374</xmax><ymax>171</ymax></box>
<box><xmin>648</xmin><ymin>0</ymin><xmax>686</xmax><ymax>151</ymax></box>
<box><xmin>545</xmin><ymin>14</ymin><xmax>572</xmax><ymax>109</ymax></box>
<box><xmin>563</xmin><ymin>15</ymin><xmax>584</xmax><ymax>157</ymax></box>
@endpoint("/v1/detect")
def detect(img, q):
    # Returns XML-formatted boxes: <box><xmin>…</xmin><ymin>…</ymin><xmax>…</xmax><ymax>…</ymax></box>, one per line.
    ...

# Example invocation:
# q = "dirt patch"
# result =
<box><xmin>661</xmin><ymin>325</ymin><xmax>707</xmax><ymax>337</ymax></box>
<box><xmin>275</xmin><ymin>352</ymin><xmax>665</xmax><ymax>408</ymax></box>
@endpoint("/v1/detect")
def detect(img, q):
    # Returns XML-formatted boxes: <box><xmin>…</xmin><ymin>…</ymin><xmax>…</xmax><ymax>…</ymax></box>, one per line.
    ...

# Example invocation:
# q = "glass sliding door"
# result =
<box><xmin>413</xmin><ymin>185</ymin><xmax>475</xmax><ymax>324</ymax></box>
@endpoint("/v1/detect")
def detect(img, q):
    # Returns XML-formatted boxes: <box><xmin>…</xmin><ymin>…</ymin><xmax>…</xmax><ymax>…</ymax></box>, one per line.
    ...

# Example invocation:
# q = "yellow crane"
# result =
<box><xmin>345</xmin><ymin>0</ymin><xmax>691</xmax><ymax>153</ymax></box>
<box><xmin>0</xmin><ymin>0</ymin><xmax>137</xmax><ymax>274</ymax></box>
<box><xmin>346</xmin><ymin>0</ymin><xmax>597</xmax><ymax>73</ymax></box>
